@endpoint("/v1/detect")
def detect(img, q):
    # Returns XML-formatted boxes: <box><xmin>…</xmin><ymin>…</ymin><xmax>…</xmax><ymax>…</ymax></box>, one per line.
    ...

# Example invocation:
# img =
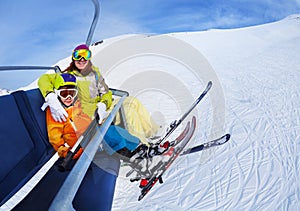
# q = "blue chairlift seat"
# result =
<box><xmin>0</xmin><ymin>89</ymin><xmax>120</xmax><ymax>210</ymax></box>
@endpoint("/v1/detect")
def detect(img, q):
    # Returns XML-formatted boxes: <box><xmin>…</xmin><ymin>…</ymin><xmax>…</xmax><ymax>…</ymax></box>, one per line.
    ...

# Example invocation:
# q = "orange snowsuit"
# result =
<box><xmin>46</xmin><ymin>100</ymin><xmax>92</xmax><ymax>157</ymax></box>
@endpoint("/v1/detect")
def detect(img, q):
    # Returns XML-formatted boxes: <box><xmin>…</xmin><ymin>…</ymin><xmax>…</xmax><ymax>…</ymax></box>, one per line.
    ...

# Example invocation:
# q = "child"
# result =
<box><xmin>45</xmin><ymin>73</ymin><xmax>91</xmax><ymax>158</ymax></box>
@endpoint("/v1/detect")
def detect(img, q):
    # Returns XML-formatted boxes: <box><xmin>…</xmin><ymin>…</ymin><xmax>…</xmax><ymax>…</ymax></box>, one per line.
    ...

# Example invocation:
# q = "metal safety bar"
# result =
<box><xmin>86</xmin><ymin>0</ymin><xmax>100</xmax><ymax>46</ymax></box>
<box><xmin>0</xmin><ymin>65</ymin><xmax>61</xmax><ymax>73</ymax></box>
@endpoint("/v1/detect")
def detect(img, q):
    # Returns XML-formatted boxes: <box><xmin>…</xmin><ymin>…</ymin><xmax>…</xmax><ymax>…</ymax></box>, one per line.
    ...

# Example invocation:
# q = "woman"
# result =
<box><xmin>45</xmin><ymin>73</ymin><xmax>90</xmax><ymax>158</ymax></box>
<box><xmin>40</xmin><ymin>47</ymin><xmax>168</xmax><ymax>190</ymax></box>
<box><xmin>38</xmin><ymin>44</ymin><xmax>159</xmax><ymax>144</ymax></box>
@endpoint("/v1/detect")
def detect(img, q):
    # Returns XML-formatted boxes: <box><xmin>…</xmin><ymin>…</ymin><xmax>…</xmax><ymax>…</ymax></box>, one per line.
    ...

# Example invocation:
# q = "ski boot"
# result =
<box><xmin>129</xmin><ymin>140</ymin><xmax>170</xmax><ymax>162</ymax></box>
<box><xmin>126</xmin><ymin>141</ymin><xmax>170</xmax><ymax>178</ymax></box>
<box><xmin>148</xmin><ymin>141</ymin><xmax>170</xmax><ymax>157</ymax></box>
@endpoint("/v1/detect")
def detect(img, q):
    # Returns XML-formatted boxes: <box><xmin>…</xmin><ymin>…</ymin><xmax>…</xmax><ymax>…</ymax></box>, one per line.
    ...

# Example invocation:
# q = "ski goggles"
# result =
<box><xmin>56</xmin><ymin>89</ymin><xmax>78</xmax><ymax>99</ymax></box>
<box><xmin>72</xmin><ymin>49</ymin><xmax>92</xmax><ymax>61</ymax></box>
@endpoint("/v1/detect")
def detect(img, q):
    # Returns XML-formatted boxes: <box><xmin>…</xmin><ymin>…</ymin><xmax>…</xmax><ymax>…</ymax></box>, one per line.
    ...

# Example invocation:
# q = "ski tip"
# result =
<box><xmin>138</xmin><ymin>195</ymin><xmax>144</xmax><ymax>201</ymax></box>
<box><xmin>203</xmin><ymin>81</ymin><xmax>212</xmax><ymax>93</ymax></box>
<box><xmin>192</xmin><ymin>115</ymin><xmax>196</xmax><ymax>123</ymax></box>
<box><xmin>207</xmin><ymin>81</ymin><xmax>212</xmax><ymax>89</ymax></box>
<box><xmin>225</xmin><ymin>133</ymin><xmax>231</xmax><ymax>141</ymax></box>
<box><xmin>218</xmin><ymin>133</ymin><xmax>230</xmax><ymax>145</ymax></box>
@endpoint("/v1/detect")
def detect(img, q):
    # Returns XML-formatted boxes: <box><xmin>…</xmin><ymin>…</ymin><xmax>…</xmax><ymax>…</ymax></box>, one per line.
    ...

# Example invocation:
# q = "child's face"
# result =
<box><xmin>57</xmin><ymin>86</ymin><xmax>78</xmax><ymax>107</ymax></box>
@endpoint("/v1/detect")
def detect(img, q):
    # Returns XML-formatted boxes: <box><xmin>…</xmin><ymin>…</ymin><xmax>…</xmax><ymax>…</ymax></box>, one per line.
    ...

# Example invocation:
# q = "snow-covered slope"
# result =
<box><xmin>107</xmin><ymin>15</ymin><xmax>300</xmax><ymax>210</ymax></box>
<box><xmin>3</xmin><ymin>14</ymin><xmax>299</xmax><ymax>210</ymax></box>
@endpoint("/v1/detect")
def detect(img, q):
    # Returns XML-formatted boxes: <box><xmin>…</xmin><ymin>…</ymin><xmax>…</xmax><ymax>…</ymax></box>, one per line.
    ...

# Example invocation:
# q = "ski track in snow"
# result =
<box><xmin>112</xmin><ymin>17</ymin><xmax>300</xmax><ymax>210</ymax></box>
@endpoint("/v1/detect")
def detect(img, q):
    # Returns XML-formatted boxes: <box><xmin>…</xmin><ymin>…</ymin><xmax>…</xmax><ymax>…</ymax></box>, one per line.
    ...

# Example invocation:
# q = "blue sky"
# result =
<box><xmin>0</xmin><ymin>0</ymin><xmax>299</xmax><ymax>67</ymax></box>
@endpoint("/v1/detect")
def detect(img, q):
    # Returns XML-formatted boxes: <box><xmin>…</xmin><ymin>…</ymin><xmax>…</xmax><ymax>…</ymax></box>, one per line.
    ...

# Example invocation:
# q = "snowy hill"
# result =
<box><xmin>98</xmin><ymin>15</ymin><xmax>299</xmax><ymax>210</ymax></box>
<box><xmin>2</xmin><ymin>14</ymin><xmax>299</xmax><ymax>210</ymax></box>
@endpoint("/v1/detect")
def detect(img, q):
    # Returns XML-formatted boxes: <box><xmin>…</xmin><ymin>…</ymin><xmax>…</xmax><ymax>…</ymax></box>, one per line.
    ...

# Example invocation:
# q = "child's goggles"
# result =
<box><xmin>56</xmin><ymin>89</ymin><xmax>78</xmax><ymax>99</ymax></box>
<box><xmin>72</xmin><ymin>49</ymin><xmax>92</xmax><ymax>61</ymax></box>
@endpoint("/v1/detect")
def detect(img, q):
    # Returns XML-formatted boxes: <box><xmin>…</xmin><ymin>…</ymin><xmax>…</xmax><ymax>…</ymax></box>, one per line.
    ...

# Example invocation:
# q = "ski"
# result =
<box><xmin>180</xmin><ymin>133</ymin><xmax>231</xmax><ymax>156</ymax></box>
<box><xmin>125</xmin><ymin>121</ymin><xmax>191</xmax><ymax>178</ymax></box>
<box><xmin>138</xmin><ymin>116</ymin><xmax>196</xmax><ymax>201</ymax></box>
<box><xmin>126</xmin><ymin>81</ymin><xmax>212</xmax><ymax>175</ymax></box>
<box><xmin>154</xmin><ymin>81</ymin><xmax>212</xmax><ymax>147</ymax></box>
